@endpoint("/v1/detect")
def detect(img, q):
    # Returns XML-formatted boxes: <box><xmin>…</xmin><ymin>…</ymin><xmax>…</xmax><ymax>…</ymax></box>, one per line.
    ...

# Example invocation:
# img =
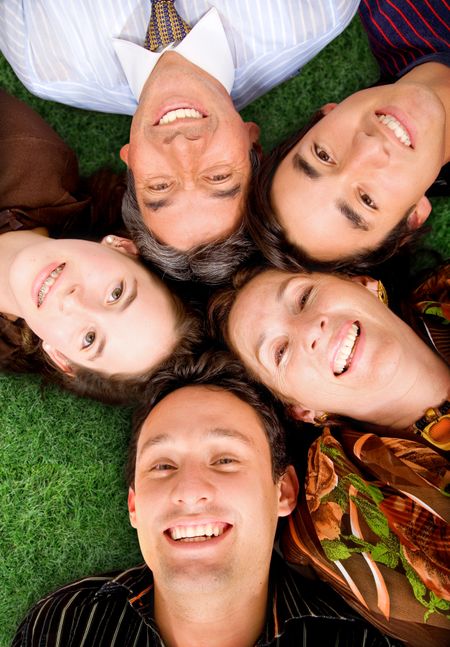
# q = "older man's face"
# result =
<box><xmin>121</xmin><ymin>53</ymin><xmax>260</xmax><ymax>251</ymax></box>
<box><xmin>128</xmin><ymin>385</ymin><xmax>296</xmax><ymax>595</ymax></box>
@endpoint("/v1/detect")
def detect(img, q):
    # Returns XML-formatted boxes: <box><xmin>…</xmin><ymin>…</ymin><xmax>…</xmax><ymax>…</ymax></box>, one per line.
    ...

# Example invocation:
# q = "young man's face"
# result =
<box><xmin>271</xmin><ymin>82</ymin><xmax>446</xmax><ymax>261</ymax></box>
<box><xmin>121</xmin><ymin>52</ymin><xmax>259</xmax><ymax>251</ymax></box>
<box><xmin>128</xmin><ymin>385</ymin><xmax>296</xmax><ymax>595</ymax></box>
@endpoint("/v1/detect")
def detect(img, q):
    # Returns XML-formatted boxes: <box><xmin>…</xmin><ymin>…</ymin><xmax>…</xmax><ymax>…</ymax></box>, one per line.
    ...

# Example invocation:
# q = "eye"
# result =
<box><xmin>82</xmin><ymin>331</ymin><xmax>96</xmax><ymax>349</ymax></box>
<box><xmin>214</xmin><ymin>457</ymin><xmax>235</xmax><ymax>465</ymax></box>
<box><xmin>359</xmin><ymin>191</ymin><xmax>377</xmax><ymax>209</ymax></box>
<box><xmin>206</xmin><ymin>173</ymin><xmax>232</xmax><ymax>183</ymax></box>
<box><xmin>298</xmin><ymin>287</ymin><xmax>313</xmax><ymax>311</ymax></box>
<box><xmin>107</xmin><ymin>282</ymin><xmax>124</xmax><ymax>304</ymax></box>
<box><xmin>151</xmin><ymin>463</ymin><xmax>176</xmax><ymax>472</ymax></box>
<box><xmin>149</xmin><ymin>181</ymin><xmax>172</xmax><ymax>192</ymax></box>
<box><xmin>274</xmin><ymin>341</ymin><xmax>288</xmax><ymax>367</ymax></box>
<box><xmin>314</xmin><ymin>145</ymin><xmax>334</xmax><ymax>164</ymax></box>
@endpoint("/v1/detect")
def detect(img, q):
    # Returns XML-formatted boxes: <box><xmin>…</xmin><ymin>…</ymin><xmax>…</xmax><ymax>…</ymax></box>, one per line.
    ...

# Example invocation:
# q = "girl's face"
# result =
<box><xmin>228</xmin><ymin>269</ymin><xmax>425</xmax><ymax>422</ymax></box>
<box><xmin>8</xmin><ymin>238</ymin><xmax>179</xmax><ymax>375</ymax></box>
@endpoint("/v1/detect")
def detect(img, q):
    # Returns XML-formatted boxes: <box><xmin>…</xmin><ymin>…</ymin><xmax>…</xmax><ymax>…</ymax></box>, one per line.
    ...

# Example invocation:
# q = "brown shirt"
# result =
<box><xmin>0</xmin><ymin>90</ymin><xmax>91</xmax><ymax>235</ymax></box>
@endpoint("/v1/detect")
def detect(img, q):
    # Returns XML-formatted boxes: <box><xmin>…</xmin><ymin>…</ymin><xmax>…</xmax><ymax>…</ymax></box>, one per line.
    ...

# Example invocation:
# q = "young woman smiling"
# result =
<box><xmin>0</xmin><ymin>90</ymin><xmax>200</xmax><ymax>404</ymax></box>
<box><xmin>209</xmin><ymin>265</ymin><xmax>449</xmax><ymax>450</ymax></box>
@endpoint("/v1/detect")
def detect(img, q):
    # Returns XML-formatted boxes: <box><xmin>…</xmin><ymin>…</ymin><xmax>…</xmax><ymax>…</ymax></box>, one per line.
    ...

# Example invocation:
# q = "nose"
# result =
<box><xmin>155</xmin><ymin>118</ymin><xmax>214</xmax><ymax>145</ymax></box>
<box><xmin>59</xmin><ymin>284</ymin><xmax>87</xmax><ymax>314</ymax></box>
<box><xmin>171</xmin><ymin>465</ymin><xmax>214</xmax><ymax>507</ymax></box>
<box><xmin>298</xmin><ymin>314</ymin><xmax>328</xmax><ymax>353</ymax></box>
<box><xmin>348</xmin><ymin>131</ymin><xmax>389</xmax><ymax>169</ymax></box>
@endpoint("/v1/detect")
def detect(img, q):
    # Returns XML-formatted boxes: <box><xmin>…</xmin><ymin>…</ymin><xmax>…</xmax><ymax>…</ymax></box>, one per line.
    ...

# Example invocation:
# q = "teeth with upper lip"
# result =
<box><xmin>159</xmin><ymin>108</ymin><xmax>203</xmax><ymax>125</ymax></box>
<box><xmin>37</xmin><ymin>263</ymin><xmax>65</xmax><ymax>307</ymax></box>
<box><xmin>169</xmin><ymin>523</ymin><xmax>224</xmax><ymax>542</ymax></box>
<box><xmin>333</xmin><ymin>323</ymin><xmax>360</xmax><ymax>375</ymax></box>
<box><xmin>377</xmin><ymin>114</ymin><xmax>411</xmax><ymax>147</ymax></box>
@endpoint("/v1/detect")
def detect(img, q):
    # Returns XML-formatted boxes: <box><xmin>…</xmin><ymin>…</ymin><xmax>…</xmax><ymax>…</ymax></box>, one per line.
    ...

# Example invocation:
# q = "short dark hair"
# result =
<box><xmin>246</xmin><ymin>111</ymin><xmax>424</xmax><ymax>274</ymax></box>
<box><xmin>1</xmin><ymin>299</ymin><xmax>204</xmax><ymax>406</ymax></box>
<box><xmin>126</xmin><ymin>350</ymin><xmax>290</xmax><ymax>487</ymax></box>
<box><xmin>122</xmin><ymin>168</ymin><xmax>257</xmax><ymax>284</ymax></box>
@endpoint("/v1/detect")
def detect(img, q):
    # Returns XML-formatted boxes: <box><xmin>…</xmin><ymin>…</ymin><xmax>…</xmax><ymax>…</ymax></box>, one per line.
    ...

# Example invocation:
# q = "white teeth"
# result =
<box><xmin>169</xmin><ymin>523</ymin><xmax>224</xmax><ymax>541</ymax></box>
<box><xmin>377</xmin><ymin>114</ymin><xmax>411</xmax><ymax>146</ymax></box>
<box><xmin>37</xmin><ymin>263</ymin><xmax>65</xmax><ymax>307</ymax></box>
<box><xmin>333</xmin><ymin>323</ymin><xmax>360</xmax><ymax>375</ymax></box>
<box><xmin>158</xmin><ymin>107</ymin><xmax>203</xmax><ymax>125</ymax></box>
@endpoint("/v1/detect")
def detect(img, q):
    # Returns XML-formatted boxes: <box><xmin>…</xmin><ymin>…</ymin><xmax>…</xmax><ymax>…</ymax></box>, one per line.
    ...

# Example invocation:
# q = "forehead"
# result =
<box><xmin>138</xmin><ymin>385</ymin><xmax>269</xmax><ymax>452</ymax></box>
<box><xmin>141</xmin><ymin>191</ymin><xmax>245</xmax><ymax>250</ymax></box>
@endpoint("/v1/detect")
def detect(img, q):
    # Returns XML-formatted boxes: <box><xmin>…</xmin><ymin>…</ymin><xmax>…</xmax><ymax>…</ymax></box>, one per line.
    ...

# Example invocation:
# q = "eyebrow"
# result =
<box><xmin>292</xmin><ymin>153</ymin><xmax>371</xmax><ymax>232</ymax></box>
<box><xmin>88</xmin><ymin>279</ymin><xmax>138</xmax><ymax>362</ymax></box>
<box><xmin>253</xmin><ymin>276</ymin><xmax>295</xmax><ymax>363</ymax></box>
<box><xmin>292</xmin><ymin>153</ymin><xmax>321</xmax><ymax>179</ymax></box>
<box><xmin>138</xmin><ymin>426</ymin><xmax>254</xmax><ymax>456</ymax></box>
<box><xmin>144</xmin><ymin>198</ymin><xmax>173</xmax><ymax>212</ymax></box>
<box><xmin>336</xmin><ymin>200</ymin><xmax>370</xmax><ymax>231</ymax></box>
<box><xmin>144</xmin><ymin>185</ymin><xmax>241</xmax><ymax>212</ymax></box>
<box><xmin>210</xmin><ymin>184</ymin><xmax>241</xmax><ymax>200</ymax></box>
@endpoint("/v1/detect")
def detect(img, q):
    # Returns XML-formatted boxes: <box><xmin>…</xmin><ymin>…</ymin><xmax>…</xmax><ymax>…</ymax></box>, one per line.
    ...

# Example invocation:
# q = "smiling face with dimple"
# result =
<box><xmin>228</xmin><ymin>269</ymin><xmax>430</xmax><ymax>423</ymax></box>
<box><xmin>128</xmin><ymin>385</ymin><xmax>296</xmax><ymax>596</ymax></box>
<box><xmin>120</xmin><ymin>52</ymin><xmax>260</xmax><ymax>251</ymax></box>
<box><xmin>7</xmin><ymin>237</ymin><xmax>179</xmax><ymax>376</ymax></box>
<box><xmin>271</xmin><ymin>81</ymin><xmax>446</xmax><ymax>261</ymax></box>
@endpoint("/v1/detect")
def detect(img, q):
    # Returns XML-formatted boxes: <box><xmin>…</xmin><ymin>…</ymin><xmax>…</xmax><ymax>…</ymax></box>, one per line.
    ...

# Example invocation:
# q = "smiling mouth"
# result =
<box><xmin>376</xmin><ymin>113</ymin><xmax>412</xmax><ymax>147</ymax></box>
<box><xmin>166</xmin><ymin>522</ymin><xmax>230</xmax><ymax>543</ymax></box>
<box><xmin>158</xmin><ymin>106</ymin><xmax>205</xmax><ymax>125</ymax></box>
<box><xmin>333</xmin><ymin>322</ymin><xmax>360</xmax><ymax>376</ymax></box>
<box><xmin>37</xmin><ymin>263</ymin><xmax>65</xmax><ymax>308</ymax></box>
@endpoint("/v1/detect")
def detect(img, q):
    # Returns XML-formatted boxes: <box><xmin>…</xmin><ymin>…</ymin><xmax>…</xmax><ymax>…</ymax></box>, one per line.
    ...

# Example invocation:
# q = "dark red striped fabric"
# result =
<box><xmin>359</xmin><ymin>0</ymin><xmax>450</xmax><ymax>80</ymax></box>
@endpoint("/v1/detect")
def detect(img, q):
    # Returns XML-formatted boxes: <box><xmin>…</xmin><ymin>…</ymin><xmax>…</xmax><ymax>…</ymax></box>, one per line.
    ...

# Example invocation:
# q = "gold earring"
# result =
<box><xmin>377</xmin><ymin>280</ymin><xmax>388</xmax><ymax>306</ymax></box>
<box><xmin>313</xmin><ymin>413</ymin><xmax>330</xmax><ymax>427</ymax></box>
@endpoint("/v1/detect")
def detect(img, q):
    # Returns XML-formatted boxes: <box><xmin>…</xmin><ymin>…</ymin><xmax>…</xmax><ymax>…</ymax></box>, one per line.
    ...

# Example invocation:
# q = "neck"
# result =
<box><xmin>0</xmin><ymin>229</ymin><xmax>48</xmax><ymax>316</ymax></box>
<box><xmin>399</xmin><ymin>62</ymin><xmax>450</xmax><ymax>162</ymax></box>
<box><xmin>153</xmin><ymin>578</ymin><xmax>269</xmax><ymax>647</ymax></box>
<box><xmin>364</xmin><ymin>350</ymin><xmax>449</xmax><ymax>430</ymax></box>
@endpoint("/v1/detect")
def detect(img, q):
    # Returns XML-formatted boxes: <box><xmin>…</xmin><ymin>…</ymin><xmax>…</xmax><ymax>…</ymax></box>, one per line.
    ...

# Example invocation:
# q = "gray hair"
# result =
<box><xmin>122</xmin><ymin>169</ymin><xmax>256</xmax><ymax>284</ymax></box>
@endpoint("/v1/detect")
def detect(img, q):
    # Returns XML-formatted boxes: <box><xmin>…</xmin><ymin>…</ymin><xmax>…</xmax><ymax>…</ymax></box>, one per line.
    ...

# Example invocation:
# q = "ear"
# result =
<box><xmin>277</xmin><ymin>465</ymin><xmax>299</xmax><ymax>517</ymax></box>
<box><xmin>42</xmin><ymin>343</ymin><xmax>75</xmax><ymax>377</ymax></box>
<box><xmin>320</xmin><ymin>102</ymin><xmax>338</xmax><ymax>116</ymax></box>
<box><xmin>120</xmin><ymin>143</ymin><xmax>130</xmax><ymax>165</ymax></box>
<box><xmin>407</xmin><ymin>196</ymin><xmax>432</xmax><ymax>230</ymax></box>
<box><xmin>244</xmin><ymin>121</ymin><xmax>261</xmax><ymax>145</ymax></box>
<box><xmin>101</xmin><ymin>235</ymin><xmax>139</xmax><ymax>257</ymax></box>
<box><xmin>289</xmin><ymin>403</ymin><xmax>323</xmax><ymax>424</ymax></box>
<box><xmin>128</xmin><ymin>487</ymin><xmax>137</xmax><ymax>529</ymax></box>
<box><xmin>349</xmin><ymin>275</ymin><xmax>379</xmax><ymax>298</ymax></box>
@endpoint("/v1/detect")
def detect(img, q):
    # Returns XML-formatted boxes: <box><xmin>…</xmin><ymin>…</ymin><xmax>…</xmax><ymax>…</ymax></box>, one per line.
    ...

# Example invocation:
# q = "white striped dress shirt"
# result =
<box><xmin>0</xmin><ymin>0</ymin><xmax>360</xmax><ymax>114</ymax></box>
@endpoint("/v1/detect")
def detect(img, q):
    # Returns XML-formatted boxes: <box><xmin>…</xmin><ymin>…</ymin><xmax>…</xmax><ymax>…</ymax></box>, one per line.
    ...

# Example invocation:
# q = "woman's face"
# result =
<box><xmin>228</xmin><ymin>270</ymin><xmax>422</xmax><ymax>422</ymax></box>
<box><xmin>8</xmin><ymin>238</ymin><xmax>179</xmax><ymax>375</ymax></box>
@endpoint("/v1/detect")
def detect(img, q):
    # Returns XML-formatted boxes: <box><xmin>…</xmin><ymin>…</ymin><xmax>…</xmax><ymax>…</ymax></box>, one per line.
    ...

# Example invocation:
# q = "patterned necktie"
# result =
<box><xmin>144</xmin><ymin>0</ymin><xmax>192</xmax><ymax>52</ymax></box>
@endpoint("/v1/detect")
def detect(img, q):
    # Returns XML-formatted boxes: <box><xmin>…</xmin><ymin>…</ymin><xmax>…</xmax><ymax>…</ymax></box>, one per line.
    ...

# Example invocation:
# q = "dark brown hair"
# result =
<box><xmin>126</xmin><ymin>350</ymin><xmax>291</xmax><ymax>486</ymax></box>
<box><xmin>1</xmin><ymin>297</ymin><xmax>204</xmax><ymax>406</ymax></box>
<box><xmin>246</xmin><ymin>112</ymin><xmax>423</xmax><ymax>274</ymax></box>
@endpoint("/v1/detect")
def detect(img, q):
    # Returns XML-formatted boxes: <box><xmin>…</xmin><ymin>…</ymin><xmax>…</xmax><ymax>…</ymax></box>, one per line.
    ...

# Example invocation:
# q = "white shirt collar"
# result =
<box><xmin>113</xmin><ymin>7</ymin><xmax>235</xmax><ymax>103</ymax></box>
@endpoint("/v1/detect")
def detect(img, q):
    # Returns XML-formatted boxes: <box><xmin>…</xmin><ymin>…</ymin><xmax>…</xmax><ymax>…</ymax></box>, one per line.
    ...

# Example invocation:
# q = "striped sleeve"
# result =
<box><xmin>358</xmin><ymin>0</ymin><xmax>450</xmax><ymax>79</ymax></box>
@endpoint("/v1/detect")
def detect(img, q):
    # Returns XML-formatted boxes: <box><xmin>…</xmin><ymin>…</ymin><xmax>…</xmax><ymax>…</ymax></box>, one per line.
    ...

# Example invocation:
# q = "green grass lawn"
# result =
<box><xmin>1</xmin><ymin>15</ymin><xmax>449</xmax><ymax>646</ymax></box>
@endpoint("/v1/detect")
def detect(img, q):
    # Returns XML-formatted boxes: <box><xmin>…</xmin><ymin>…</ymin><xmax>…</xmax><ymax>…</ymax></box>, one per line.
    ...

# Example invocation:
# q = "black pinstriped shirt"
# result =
<box><xmin>12</xmin><ymin>553</ymin><xmax>398</xmax><ymax>646</ymax></box>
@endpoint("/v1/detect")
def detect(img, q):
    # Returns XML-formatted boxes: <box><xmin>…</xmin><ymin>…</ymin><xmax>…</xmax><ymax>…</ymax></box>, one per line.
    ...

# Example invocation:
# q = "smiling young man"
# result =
<box><xmin>12</xmin><ymin>354</ymin><xmax>396</xmax><ymax>646</ymax></box>
<box><xmin>1</xmin><ymin>0</ymin><xmax>360</xmax><ymax>281</ymax></box>
<box><xmin>248</xmin><ymin>0</ymin><xmax>450</xmax><ymax>272</ymax></box>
